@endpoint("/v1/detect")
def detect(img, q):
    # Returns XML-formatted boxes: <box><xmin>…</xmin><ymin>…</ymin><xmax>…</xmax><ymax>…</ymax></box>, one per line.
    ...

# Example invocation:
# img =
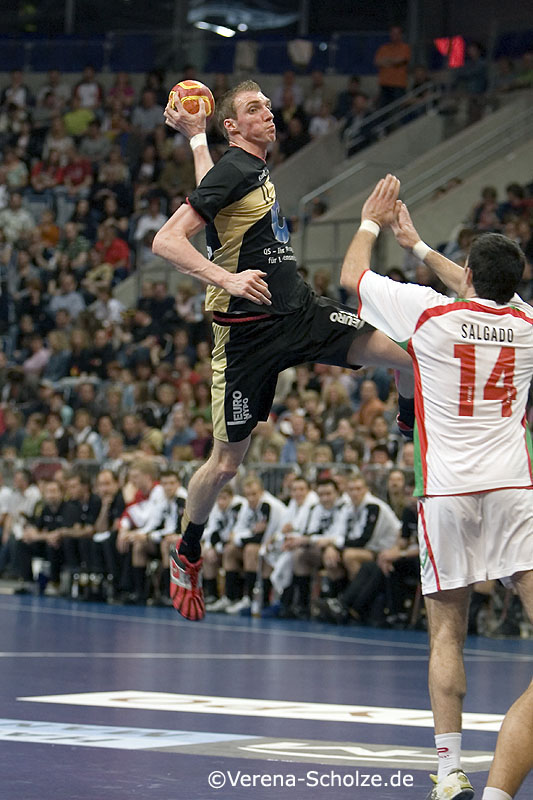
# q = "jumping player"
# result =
<box><xmin>340</xmin><ymin>174</ymin><xmax>533</xmax><ymax>800</ymax></box>
<box><xmin>152</xmin><ymin>81</ymin><xmax>414</xmax><ymax>621</ymax></box>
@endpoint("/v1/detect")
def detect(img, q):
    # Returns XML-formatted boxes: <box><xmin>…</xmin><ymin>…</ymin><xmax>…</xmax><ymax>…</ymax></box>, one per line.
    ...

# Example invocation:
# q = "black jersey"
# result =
<box><xmin>187</xmin><ymin>145</ymin><xmax>311</xmax><ymax>316</ymax></box>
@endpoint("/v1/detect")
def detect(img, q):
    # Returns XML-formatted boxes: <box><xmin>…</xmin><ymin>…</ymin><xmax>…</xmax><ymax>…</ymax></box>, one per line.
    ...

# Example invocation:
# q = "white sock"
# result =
<box><xmin>435</xmin><ymin>732</ymin><xmax>462</xmax><ymax>781</ymax></box>
<box><xmin>482</xmin><ymin>789</ymin><xmax>513</xmax><ymax>800</ymax></box>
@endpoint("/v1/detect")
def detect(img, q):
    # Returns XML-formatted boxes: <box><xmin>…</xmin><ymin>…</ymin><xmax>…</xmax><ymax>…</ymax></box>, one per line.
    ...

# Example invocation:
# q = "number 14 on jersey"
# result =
<box><xmin>454</xmin><ymin>344</ymin><xmax>517</xmax><ymax>417</ymax></box>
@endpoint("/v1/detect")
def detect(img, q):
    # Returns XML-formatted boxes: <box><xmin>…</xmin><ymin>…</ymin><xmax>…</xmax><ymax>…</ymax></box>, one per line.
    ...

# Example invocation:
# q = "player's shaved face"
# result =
<box><xmin>228</xmin><ymin>91</ymin><xmax>275</xmax><ymax>143</ymax></box>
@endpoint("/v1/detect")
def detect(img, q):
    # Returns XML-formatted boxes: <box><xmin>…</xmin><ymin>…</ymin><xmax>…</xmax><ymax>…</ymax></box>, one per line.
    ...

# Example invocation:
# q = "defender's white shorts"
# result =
<box><xmin>418</xmin><ymin>489</ymin><xmax>533</xmax><ymax>595</ymax></box>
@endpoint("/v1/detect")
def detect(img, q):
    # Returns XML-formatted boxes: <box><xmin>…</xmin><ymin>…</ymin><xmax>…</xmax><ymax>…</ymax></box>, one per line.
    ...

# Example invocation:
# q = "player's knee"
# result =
<box><xmin>211</xmin><ymin>459</ymin><xmax>239</xmax><ymax>486</ymax></box>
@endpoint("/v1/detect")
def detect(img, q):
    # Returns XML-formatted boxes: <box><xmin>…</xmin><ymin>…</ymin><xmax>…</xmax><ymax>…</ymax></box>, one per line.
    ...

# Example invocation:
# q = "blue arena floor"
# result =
<box><xmin>1</xmin><ymin>594</ymin><xmax>532</xmax><ymax>799</ymax></box>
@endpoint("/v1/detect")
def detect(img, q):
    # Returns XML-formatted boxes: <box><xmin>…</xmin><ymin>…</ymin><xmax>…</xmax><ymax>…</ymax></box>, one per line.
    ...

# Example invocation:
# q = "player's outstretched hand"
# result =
<box><xmin>361</xmin><ymin>173</ymin><xmax>401</xmax><ymax>229</ymax></box>
<box><xmin>164</xmin><ymin>101</ymin><xmax>207</xmax><ymax>139</ymax></box>
<box><xmin>224</xmin><ymin>269</ymin><xmax>272</xmax><ymax>306</ymax></box>
<box><xmin>391</xmin><ymin>202</ymin><xmax>420</xmax><ymax>250</ymax></box>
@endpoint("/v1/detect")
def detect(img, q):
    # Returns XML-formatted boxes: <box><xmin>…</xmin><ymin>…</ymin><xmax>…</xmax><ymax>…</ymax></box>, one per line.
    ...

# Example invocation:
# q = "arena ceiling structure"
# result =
<box><xmin>4</xmin><ymin>0</ymin><xmax>533</xmax><ymax>67</ymax></box>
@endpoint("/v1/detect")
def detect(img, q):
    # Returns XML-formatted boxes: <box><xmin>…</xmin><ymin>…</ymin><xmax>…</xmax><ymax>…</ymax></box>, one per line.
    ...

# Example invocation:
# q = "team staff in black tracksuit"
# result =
<box><xmin>14</xmin><ymin>479</ymin><xmax>69</xmax><ymax>592</ymax></box>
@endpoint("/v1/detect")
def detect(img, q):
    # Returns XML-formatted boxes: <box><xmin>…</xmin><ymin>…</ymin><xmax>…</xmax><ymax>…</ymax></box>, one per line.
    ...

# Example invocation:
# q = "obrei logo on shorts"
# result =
<box><xmin>228</xmin><ymin>391</ymin><xmax>252</xmax><ymax>426</ymax></box>
<box><xmin>329</xmin><ymin>310</ymin><xmax>364</xmax><ymax>329</ymax></box>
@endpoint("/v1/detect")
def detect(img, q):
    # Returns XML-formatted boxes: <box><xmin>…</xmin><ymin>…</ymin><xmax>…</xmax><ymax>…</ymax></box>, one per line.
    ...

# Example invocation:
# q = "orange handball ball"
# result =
<box><xmin>168</xmin><ymin>80</ymin><xmax>215</xmax><ymax>119</ymax></box>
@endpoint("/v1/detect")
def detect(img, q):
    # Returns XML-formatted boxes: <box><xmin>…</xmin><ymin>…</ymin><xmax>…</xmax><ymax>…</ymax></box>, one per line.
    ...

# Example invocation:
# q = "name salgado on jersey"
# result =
<box><xmin>460</xmin><ymin>323</ymin><xmax>514</xmax><ymax>342</ymax></box>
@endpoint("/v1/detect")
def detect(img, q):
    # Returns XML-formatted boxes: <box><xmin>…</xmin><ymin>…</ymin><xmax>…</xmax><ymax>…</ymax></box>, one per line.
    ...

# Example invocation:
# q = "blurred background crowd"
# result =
<box><xmin>0</xmin><ymin>30</ymin><xmax>532</xmax><ymax>638</ymax></box>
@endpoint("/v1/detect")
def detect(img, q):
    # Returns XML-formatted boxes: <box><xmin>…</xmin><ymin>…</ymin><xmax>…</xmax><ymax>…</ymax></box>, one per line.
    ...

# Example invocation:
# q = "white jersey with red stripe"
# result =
<box><xmin>358</xmin><ymin>269</ymin><xmax>533</xmax><ymax>496</ymax></box>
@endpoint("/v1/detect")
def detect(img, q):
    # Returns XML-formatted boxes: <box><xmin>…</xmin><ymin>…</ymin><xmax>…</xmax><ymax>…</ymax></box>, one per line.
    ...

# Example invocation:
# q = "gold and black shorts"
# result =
<box><xmin>210</xmin><ymin>294</ymin><xmax>371</xmax><ymax>443</ymax></box>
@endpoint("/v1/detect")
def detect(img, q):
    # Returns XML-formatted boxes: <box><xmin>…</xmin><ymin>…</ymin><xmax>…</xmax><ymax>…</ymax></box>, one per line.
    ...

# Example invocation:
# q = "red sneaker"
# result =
<box><xmin>169</xmin><ymin>541</ymin><xmax>205</xmax><ymax>621</ymax></box>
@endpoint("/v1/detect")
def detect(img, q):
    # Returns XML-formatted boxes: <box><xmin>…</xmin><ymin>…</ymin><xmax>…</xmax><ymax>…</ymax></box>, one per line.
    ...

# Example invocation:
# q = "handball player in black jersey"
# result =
<box><xmin>152</xmin><ymin>80</ymin><xmax>413</xmax><ymax>620</ymax></box>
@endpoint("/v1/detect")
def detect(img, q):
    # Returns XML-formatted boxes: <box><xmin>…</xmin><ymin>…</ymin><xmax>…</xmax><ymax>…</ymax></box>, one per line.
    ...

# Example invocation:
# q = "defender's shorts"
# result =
<box><xmin>418</xmin><ymin>488</ymin><xmax>533</xmax><ymax>594</ymax></box>
<box><xmin>211</xmin><ymin>294</ymin><xmax>370</xmax><ymax>442</ymax></box>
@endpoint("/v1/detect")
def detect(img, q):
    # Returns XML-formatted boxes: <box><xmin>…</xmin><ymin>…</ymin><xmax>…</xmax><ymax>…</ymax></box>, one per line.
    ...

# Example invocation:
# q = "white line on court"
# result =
<box><xmin>18</xmin><ymin>690</ymin><xmax>507</xmax><ymax>732</ymax></box>
<box><xmin>1</xmin><ymin>600</ymin><xmax>528</xmax><ymax>660</ymax></box>
<box><xmin>0</xmin><ymin>651</ymin><xmax>527</xmax><ymax>662</ymax></box>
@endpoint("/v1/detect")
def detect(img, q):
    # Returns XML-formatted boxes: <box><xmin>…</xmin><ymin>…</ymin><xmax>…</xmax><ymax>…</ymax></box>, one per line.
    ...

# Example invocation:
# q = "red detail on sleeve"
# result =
<box><xmin>356</xmin><ymin>269</ymin><xmax>370</xmax><ymax>316</ymax></box>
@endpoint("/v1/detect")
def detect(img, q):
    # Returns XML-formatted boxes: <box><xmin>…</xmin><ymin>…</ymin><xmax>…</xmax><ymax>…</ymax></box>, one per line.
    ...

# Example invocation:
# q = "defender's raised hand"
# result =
<box><xmin>391</xmin><ymin>202</ymin><xmax>420</xmax><ymax>250</ymax></box>
<box><xmin>361</xmin><ymin>173</ymin><xmax>401</xmax><ymax>229</ymax></box>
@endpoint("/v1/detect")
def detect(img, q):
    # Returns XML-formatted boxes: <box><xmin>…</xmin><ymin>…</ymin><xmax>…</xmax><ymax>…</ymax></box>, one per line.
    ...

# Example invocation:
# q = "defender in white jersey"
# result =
<box><xmin>340</xmin><ymin>175</ymin><xmax>533</xmax><ymax>800</ymax></box>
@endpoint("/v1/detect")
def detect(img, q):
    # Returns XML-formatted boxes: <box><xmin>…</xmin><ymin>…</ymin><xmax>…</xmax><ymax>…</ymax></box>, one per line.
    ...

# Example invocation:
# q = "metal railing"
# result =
<box><xmin>401</xmin><ymin>100</ymin><xmax>533</xmax><ymax>206</ymax></box>
<box><xmin>298</xmin><ymin>91</ymin><xmax>533</xmax><ymax>273</ymax></box>
<box><xmin>296</xmin><ymin>82</ymin><xmax>446</xmax><ymax>231</ymax></box>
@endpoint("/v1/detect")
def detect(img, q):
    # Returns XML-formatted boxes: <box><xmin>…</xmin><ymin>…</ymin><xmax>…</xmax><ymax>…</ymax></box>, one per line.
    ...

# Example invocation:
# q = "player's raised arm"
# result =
<box><xmin>340</xmin><ymin>173</ymin><xmax>401</xmax><ymax>293</ymax></box>
<box><xmin>163</xmin><ymin>101</ymin><xmax>214</xmax><ymax>185</ymax></box>
<box><xmin>391</xmin><ymin>202</ymin><xmax>466</xmax><ymax>295</ymax></box>
<box><xmin>152</xmin><ymin>204</ymin><xmax>272</xmax><ymax>305</ymax></box>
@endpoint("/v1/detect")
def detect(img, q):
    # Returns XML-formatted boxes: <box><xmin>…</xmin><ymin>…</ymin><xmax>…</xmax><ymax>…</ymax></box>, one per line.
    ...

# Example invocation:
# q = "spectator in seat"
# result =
<box><xmin>132</xmin><ymin>90</ymin><xmax>164</xmax><ymax>138</ymax></box>
<box><xmin>95</xmin><ymin>221</ymin><xmax>130</xmax><ymax>281</ymax></box>
<box><xmin>336</xmin><ymin>475</ymin><xmax>400</xmax><ymax>581</ymax></box>
<box><xmin>202</xmin><ymin>486</ymin><xmax>246</xmax><ymax>607</ymax></box>
<box><xmin>216</xmin><ymin>476</ymin><xmax>285</xmax><ymax>615</ymax></box>
<box><xmin>272</xmin><ymin>70</ymin><xmax>304</xmax><ymax>110</ymax></box>
<box><xmin>36</xmin><ymin>70</ymin><xmax>71</xmax><ymax>112</ymax></box>
<box><xmin>73</xmin><ymin>65</ymin><xmax>104</xmax><ymax>111</ymax></box>
<box><xmin>0</xmin><ymin>409</ymin><xmax>25</xmax><ymax>454</ymax></box>
<box><xmin>42</xmin><ymin>330</ymin><xmax>70</xmax><ymax>382</ymax></box>
<box><xmin>116</xmin><ymin>460</ymin><xmax>167</xmax><ymax>602</ymax></box>
<box><xmin>61</xmin><ymin>471</ymin><xmax>102</xmax><ymax>594</ymax></box>
<box><xmin>63</xmin><ymin>94</ymin><xmax>96</xmax><ymax>139</ymax></box>
<box><xmin>86</xmin><ymin>328</ymin><xmax>116</xmax><ymax>380</ymax></box>
<box><xmin>133</xmin><ymin>470</ymin><xmax>188</xmax><ymax>605</ymax></box>
<box><xmin>91</xmin><ymin>468</ymin><xmax>126</xmax><ymax>601</ymax></box>
<box><xmin>277</xmin><ymin>116</ymin><xmax>310</xmax><ymax>162</ymax></box>
<box><xmin>285</xmin><ymin>478</ymin><xmax>347</xmax><ymax>606</ymax></box>
<box><xmin>342</xmin><ymin>92</ymin><xmax>375</xmax><ymax>157</ymax></box>
<box><xmin>334</xmin><ymin>75</ymin><xmax>362</xmax><ymax>120</ymax></box>
<box><xmin>309</xmin><ymin>101</ymin><xmax>337</xmax><ymax>139</ymax></box>
<box><xmin>106</xmin><ymin>72</ymin><xmax>136</xmax><ymax>111</ymax></box>
<box><xmin>14</xmin><ymin>479</ymin><xmax>67</xmax><ymax>595</ymax></box>
<box><xmin>353</xmin><ymin>379</ymin><xmax>385</xmax><ymax>431</ymax></box>
<box><xmin>42</xmin><ymin>117</ymin><xmax>74</xmax><ymax>165</ymax></box>
<box><xmin>79</xmin><ymin>119</ymin><xmax>111</xmax><ymax>166</ymax></box>
<box><xmin>158</xmin><ymin>145</ymin><xmax>196</xmax><ymax>198</ymax></box>
<box><xmin>0</xmin><ymin>468</ymin><xmax>41</xmax><ymax>577</ymax></box>
<box><xmin>20</xmin><ymin>413</ymin><xmax>48</xmax><ymax>458</ymax></box>
<box><xmin>322</xmin><ymin>381</ymin><xmax>354</xmax><ymax>436</ymax></box>
<box><xmin>71</xmin><ymin>408</ymin><xmax>103</xmax><ymax>461</ymax></box>
<box><xmin>0</xmin><ymin>191</ymin><xmax>35</xmax><ymax>243</ymax></box>
<box><xmin>62</xmin><ymin>147</ymin><xmax>93</xmax><ymax>199</ymax></box>
<box><xmin>22</xmin><ymin>333</ymin><xmax>51</xmax><ymax>377</ymax></box>
<box><xmin>45</xmin><ymin>411</ymin><xmax>70</xmax><ymax>458</ymax></box>
<box><xmin>3</xmin><ymin>146</ymin><xmax>29</xmax><ymax>190</ymax></box>
<box><xmin>385</xmin><ymin>468</ymin><xmax>406</xmax><ymax>519</ymax></box>
<box><xmin>1</xmin><ymin>69</ymin><xmax>33</xmax><ymax>110</ymax></box>
<box><xmin>48</xmin><ymin>272</ymin><xmax>86</xmax><ymax>319</ymax></box>
<box><xmin>318</xmin><ymin>486</ymin><xmax>419</xmax><ymax>627</ymax></box>
<box><xmin>304</xmin><ymin>70</ymin><xmax>334</xmax><ymax>118</ymax></box>
<box><xmin>133</xmin><ymin>196</ymin><xmax>167</xmax><ymax>244</ymax></box>
<box><xmin>270</xmin><ymin>476</ymin><xmax>319</xmax><ymax>617</ymax></box>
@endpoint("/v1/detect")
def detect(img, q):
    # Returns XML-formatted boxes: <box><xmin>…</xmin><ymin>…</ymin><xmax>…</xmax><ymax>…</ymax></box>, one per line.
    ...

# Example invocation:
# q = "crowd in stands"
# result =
<box><xmin>0</xmin><ymin>54</ymin><xmax>532</xmax><ymax>636</ymax></box>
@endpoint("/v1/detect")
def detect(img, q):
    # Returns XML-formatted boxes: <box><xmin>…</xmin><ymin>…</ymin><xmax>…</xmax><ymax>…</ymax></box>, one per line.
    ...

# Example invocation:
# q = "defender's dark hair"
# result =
<box><xmin>215</xmin><ymin>80</ymin><xmax>261</xmax><ymax>141</ymax></box>
<box><xmin>468</xmin><ymin>233</ymin><xmax>525</xmax><ymax>304</ymax></box>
